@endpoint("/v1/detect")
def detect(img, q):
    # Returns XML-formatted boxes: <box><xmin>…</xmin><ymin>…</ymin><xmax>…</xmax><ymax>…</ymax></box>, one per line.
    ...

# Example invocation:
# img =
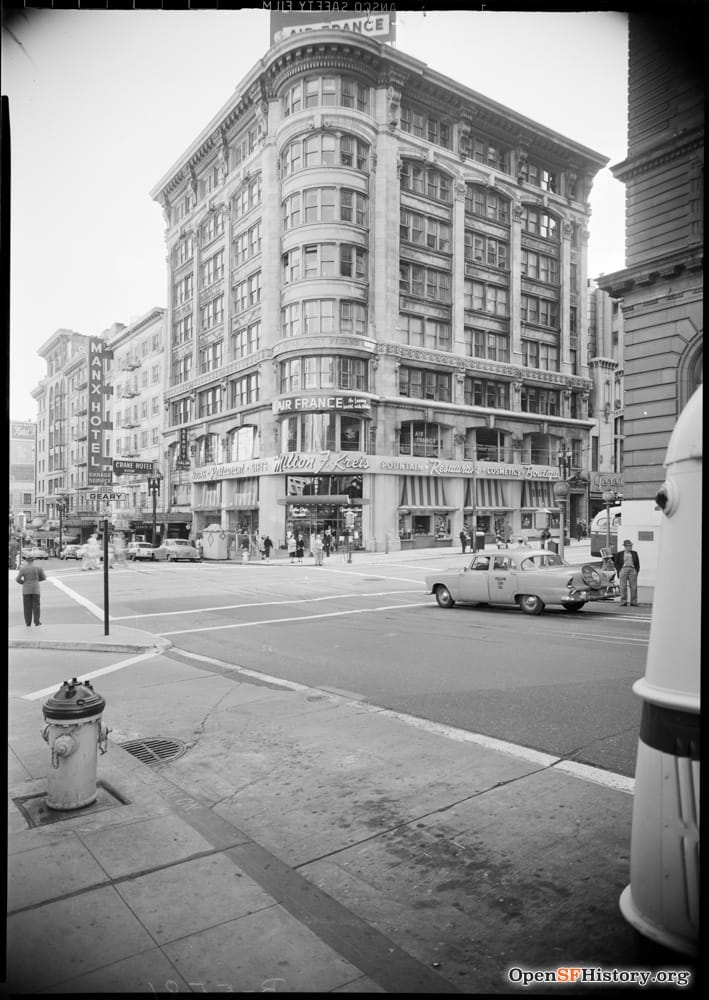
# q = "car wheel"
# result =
<box><xmin>520</xmin><ymin>594</ymin><xmax>544</xmax><ymax>615</ymax></box>
<box><xmin>435</xmin><ymin>585</ymin><xmax>456</xmax><ymax>609</ymax></box>
<box><xmin>581</xmin><ymin>564</ymin><xmax>603</xmax><ymax>587</ymax></box>
<box><xmin>562</xmin><ymin>602</ymin><xmax>585</xmax><ymax>612</ymax></box>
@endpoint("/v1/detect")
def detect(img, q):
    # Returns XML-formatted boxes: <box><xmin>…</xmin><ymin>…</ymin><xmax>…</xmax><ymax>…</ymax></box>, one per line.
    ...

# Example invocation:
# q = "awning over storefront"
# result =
<box><xmin>463</xmin><ymin>478</ymin><xmax>511</xmax><ymax>509</ymax></box>
<box><xmin>226</xmin><ymin>477</ymin><xmax>259</xmax><ymax>510</ymax></box>
<box><xmin>399</xmin><ymin>476</ymin><xmax>456</xmax><ymax>511</ymax></box>
<box><xmin>521</xmin><ymin>481</ymin><xmax>555</xmax><ymax>508</ymax></box>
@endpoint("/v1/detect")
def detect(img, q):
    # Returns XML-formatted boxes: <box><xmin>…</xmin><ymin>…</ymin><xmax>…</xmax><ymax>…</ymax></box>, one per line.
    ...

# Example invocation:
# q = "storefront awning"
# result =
<box><xmin>463</xmin><ymin>478</ymin><xmax>511</xmax><ymax>510</ymax></box>
<box><xmin>399</xmin><ymin>476</ymin><xmax>452</xmax><ymax>509</ymax></box>
<box><xmin>278</xmin><ymin>495</ymin><xmax>350</xmax><ymax>506</ymax></box>
<box><xmin>521</xmin><ymin>481</ymin><xmax>555</xmax><ymax>508</ymax></box>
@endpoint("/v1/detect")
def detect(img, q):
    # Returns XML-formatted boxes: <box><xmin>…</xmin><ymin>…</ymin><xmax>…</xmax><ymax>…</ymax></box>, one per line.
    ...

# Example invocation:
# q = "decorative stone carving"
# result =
<box><xmin>159</xmin><ymin>194</ymin><xmax>171</xmax><ymax>225</ymax></box>
<box><xmin>458</xmin><ymin>119</ymin><xmax>471</xmax><ymax>159</ymax></box>
<box><xmin>387</xmin><ymin>85</ymin><xmax>401</xmax><ymax>129</ymax></box>
<box><xmin>188</xmin><ymin>166</ymin><xmax>198</xmax><ymax>201</ymax></box>
<box><xmin>563</xmin><ymin>221</ymin><xmax>575</xmax><ymax>240</ymax></box>
<box><xmin>516</xmin><ymin>145</ymin><xmax>529</xmax><ymax>184</ymax></box>
<box><xmin>256</xmin><ymin>101</ymin><xmax>268</xmax><ymax>141</ymax></box>
<box><xmin>217</xmin><ymin>129</ymin><xmax>229</xmax><ymax>182</ymax></box>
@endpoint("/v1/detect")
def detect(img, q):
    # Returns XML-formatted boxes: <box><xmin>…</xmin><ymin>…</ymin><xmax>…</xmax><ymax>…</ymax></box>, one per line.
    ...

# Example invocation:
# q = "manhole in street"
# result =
<box><xmin>119</xmin><ymin>737</ymin><xmax>187</xmax><ymax>765</ymax></box>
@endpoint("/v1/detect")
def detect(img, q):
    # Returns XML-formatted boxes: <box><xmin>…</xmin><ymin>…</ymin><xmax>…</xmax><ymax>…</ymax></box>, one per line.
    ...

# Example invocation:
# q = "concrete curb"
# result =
<box><xmin>8</xmin><ymin>637</ymin><xmax>173</xmax><ymax>653</ymax></box>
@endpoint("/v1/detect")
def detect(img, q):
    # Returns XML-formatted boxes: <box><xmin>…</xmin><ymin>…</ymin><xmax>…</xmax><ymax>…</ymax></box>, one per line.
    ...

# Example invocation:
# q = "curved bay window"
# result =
<box><xmin>281</xmin><ymin>412</ymin><xmax>366</xmax><ymax>452</ymax></box>
<box><xmin>280</xmin><ymin>356</ymin><xmax>368</xmax><ymax>393</ymax></box>
<box><xmin>399</xmin><ymin>421</ymin><xmax>447</xmax><ymax>458</ymax></box>
<box><xmin>283</xmin><ymin>75</ymin><xmax>371</xmax><ymax>117</ymax></box>
<box><xmin>226</xmin><ymin>425</ymin><xmax>259</xmax><ymax>462</ymax></box>
<box><xmin>281</xmin><ymin>132</ymin><xmax>370</xmax><ymax>177</ymax></box>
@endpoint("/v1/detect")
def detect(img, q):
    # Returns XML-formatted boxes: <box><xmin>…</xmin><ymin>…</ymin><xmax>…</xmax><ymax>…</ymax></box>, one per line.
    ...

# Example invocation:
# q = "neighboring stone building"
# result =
<box><xmin>32</xmin><ymin>329</ymin><xmax>92</xmax><ymax>539</ymax></box>
<box><xmin>587</xmin><ymin>282</ymin><xmax>624</xmax><ymax>516</ymax></box>
<box><xmin>9</xmin><ymin>420</ymin><xmax>36</xmax><ymax>534</ymax></box>
<box><xmin>596</xmin><ymin>12</ymin><xmax>703</xmax><ymax>585</ymax></box>
<box><xmin>150</xmin><ymin>29</ymin><xmax>609</xmax><ymax>552</ymax></box>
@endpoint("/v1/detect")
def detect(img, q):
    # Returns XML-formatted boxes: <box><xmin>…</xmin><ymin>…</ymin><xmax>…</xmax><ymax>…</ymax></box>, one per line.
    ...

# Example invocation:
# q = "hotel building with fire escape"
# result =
<box><xmin>150</xmin><ymin>30</ymin><xmax>608</xmax><ymax>552</ymax></box>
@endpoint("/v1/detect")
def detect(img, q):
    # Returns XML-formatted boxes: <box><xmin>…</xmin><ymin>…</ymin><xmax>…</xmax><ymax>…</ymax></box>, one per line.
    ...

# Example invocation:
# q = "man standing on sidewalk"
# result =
<box><xmin>16</xmin><ymin>553</ymin><xmax>46</xmax><ymax>627</ymax></box>
<box><xmin>614</xmin><ymin>538</ymin><xmax>640</xmax><ymax>606</ymax></box>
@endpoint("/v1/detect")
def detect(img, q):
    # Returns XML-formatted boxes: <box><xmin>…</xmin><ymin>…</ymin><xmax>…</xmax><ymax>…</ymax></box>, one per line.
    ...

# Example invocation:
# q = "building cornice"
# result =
<box><xmin>150</xmin><ymin>29</ymin><xmax>609</xmax><ymax>208</ymax></box>
<box><xmin>610</xmin><ymin>126</ymin><xmax>703</xmax><ymax>183</ymax></box>
<box><xmin>595</xmin><ymin>246</ymin><xmax>704</xmax><ymax>298</ymax></box>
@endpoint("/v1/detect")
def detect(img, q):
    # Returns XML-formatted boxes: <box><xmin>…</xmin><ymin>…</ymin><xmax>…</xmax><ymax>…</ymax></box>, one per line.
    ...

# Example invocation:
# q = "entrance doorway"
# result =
<box><xmin>285</xmin><ymin>503</ymin><xmax>363</xmax><ymax>553</ymax></box>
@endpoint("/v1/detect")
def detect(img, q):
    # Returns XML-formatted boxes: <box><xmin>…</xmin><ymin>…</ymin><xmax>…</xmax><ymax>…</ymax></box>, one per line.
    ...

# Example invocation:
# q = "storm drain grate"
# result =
<box><xmin>119</xmin><ymin>737</ymin><xmax>187</xmax><ymax>765</ymax></box>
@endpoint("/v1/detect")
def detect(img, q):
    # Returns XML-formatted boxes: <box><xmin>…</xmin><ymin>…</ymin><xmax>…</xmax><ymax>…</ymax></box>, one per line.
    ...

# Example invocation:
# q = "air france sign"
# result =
<box><xmin>273</xmin><ymin>394</ymin><xmax>371</xmax><ymax>413</ymax></box>
<box><xmin>269</xmin><ymin>5</ymin><xmax>396</xmax><ymax>45</ymax></box>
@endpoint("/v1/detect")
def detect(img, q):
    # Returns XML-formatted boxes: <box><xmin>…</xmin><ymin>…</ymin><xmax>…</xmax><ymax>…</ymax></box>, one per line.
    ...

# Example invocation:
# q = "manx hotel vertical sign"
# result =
<box><xmin>87</xmin><ymin>337</ymin><xmax>113</xmax><ymax>487</ymax></box>
<box><xmin>269</xmin><ymin>4</ymin><xmax>397</xmax><ymax>45</ymax></box>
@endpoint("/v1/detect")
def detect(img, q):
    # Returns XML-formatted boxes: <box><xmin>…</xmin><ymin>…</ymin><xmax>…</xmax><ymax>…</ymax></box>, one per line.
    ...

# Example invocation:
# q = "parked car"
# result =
<box><xmin>154</xmin><ymin>538</ymin><xmax>201</xmax><ymax>562</ymax></box>
<box><xmin>127</xmin><ymin>541</ymin><xmax>156</xmax><ymax>561</ymax></box>
<box><xmin>24</xmin><ymin>545</ymin><xmax>49</xmax><ymax>560</ymax></box>
<box><xmin>59</xmin><ymin>544</ymin><xmax>82</xmax><ymax>560</ymax></box>
<box><xmin>425</xmin><ymin>549</ymin><xmax>620</xmax><ymax>615</ymax></box>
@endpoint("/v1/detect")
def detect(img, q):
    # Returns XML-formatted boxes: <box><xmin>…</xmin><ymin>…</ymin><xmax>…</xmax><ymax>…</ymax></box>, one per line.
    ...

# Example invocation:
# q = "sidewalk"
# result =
<box><xmin>7</xmin><ymin>553</ymin><xmax>668</xmax><ymax>994</ymax></box>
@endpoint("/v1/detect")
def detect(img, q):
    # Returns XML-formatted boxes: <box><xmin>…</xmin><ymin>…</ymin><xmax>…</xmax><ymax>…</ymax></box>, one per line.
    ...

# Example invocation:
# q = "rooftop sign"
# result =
<box><xmin>269</xmin><ymin>6</ymin><xmax>397</xmax><ymax>46</ymax></box>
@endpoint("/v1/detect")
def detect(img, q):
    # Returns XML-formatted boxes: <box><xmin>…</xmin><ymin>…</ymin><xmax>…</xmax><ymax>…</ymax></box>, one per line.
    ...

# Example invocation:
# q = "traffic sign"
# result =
<box><xmin>87</xmin><ymin>492</ymin><xmax>126</xmax><ymax>502</ymax></box>
<box><xmin>113</xmin><ymin>459</ymin><xmax>155</xmax><ymax>475</ymax></box>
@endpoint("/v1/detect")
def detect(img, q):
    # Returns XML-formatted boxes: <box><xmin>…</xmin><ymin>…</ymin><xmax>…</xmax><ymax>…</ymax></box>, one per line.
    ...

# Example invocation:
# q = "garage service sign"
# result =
<box><xmin>269</xmin><ymin>5</ymin><xmax>396</xmax><ymax>45</ymax></box>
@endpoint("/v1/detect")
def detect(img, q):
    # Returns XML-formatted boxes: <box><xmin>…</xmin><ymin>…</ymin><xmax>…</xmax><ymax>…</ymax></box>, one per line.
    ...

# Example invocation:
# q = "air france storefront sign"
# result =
<box><xmin>272</xmin><ymin>395</ymin><xmax>371</xmax><ymax>413</ymax></box>
<box><xmin>269</xmin><ymin>7</ymin><xmax>396</xmax><ymax>45</ymax></box>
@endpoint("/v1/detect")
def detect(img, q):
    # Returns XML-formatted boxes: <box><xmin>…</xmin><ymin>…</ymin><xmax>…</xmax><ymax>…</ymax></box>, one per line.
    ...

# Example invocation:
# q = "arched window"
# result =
<box><xmin>226</xmin><ymin>425</ymin><xmax>259</xmax><ymax>462</ymax></box>
<box><xmin>399</xmin><ymin>421</ymin><xmax>448</xmax><ymax>458</ymax></box>
<box><xmin>677</xmin><ymin>334</ymin><xmax>703</xmax><ymax>412</ymax></box>
<box><xmin>196</xmin><ymin>433</ymin><xmax>221</xmax><ymax>466</ymax></box>
<box><xmin>464</xmin><ymin>183</ymin><xmax>510</xmax><ymax>224</ymax></box>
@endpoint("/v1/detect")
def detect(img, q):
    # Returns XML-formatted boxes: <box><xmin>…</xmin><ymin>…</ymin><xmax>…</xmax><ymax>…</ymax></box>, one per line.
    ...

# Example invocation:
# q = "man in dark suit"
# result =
<box><xmin>614</xmin><ymin>539</ymin><xmax>640</xmax><ymax>606</ymax></box>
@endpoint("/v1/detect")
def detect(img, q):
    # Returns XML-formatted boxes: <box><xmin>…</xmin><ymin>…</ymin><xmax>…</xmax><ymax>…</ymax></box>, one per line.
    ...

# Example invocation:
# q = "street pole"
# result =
<box><xmin>602</xmin><ymin>490</ymin><xmax>617</xmax><ymax>570</ymax></box>
<box><xmin>103</xmin><ymin>513</ymin><xmax>110</xmax><ymax>636</ymax></box>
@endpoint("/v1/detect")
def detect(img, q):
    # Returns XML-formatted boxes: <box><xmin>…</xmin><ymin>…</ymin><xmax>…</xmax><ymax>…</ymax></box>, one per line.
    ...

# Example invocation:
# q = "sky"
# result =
<box><xmin>3</xmin><ymin>7</ymin><xmax>629</xmax><ymax>422</ymax></box>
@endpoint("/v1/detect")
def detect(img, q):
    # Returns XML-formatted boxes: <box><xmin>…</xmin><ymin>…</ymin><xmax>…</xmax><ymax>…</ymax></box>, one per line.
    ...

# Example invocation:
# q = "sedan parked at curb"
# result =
<box><xmin>59</xmin><ymin>544</ymin><xmax>82</xmax><ymax>560</ymax></box>
<box><xmin>127</xmin><ymin>541</ymin><xmax>156</xmax><ymax>561</ymax></box>
<box><xmin>425</xmin><ymin>549</ymin><xmax>620</xmax><ymax>615</ymax></box>
<box><xmin>154</xmin><ymin>539</ymin><xmax>201</xmax><ymax>562</ymax></box>
<box><xmin>24</xmin><ymin>546</ymin><xmax>49</xmax><ymax>560</ymax></box>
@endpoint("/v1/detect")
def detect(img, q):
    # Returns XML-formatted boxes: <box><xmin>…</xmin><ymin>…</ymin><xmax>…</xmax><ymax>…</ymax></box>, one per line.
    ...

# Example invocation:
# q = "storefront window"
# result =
<box><xmin>399</xmin><ymin>421</ymin><xmax>445</xmax><ymax>457</ymax></box>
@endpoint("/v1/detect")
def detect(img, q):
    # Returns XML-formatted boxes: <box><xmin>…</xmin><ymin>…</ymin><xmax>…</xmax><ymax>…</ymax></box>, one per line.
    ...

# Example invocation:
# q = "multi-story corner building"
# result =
<box><xmin>596</xmin><ymin>13</ymin><xmax>703</xmax><ymax>585</ymax></box>
<box><xmin>108</xmin><ymin>307</ymin><xmax>187</xmax><ymax>542</ymax></box>
<box><xmin>9</xmin><ymin>420</ymin><xmax>37</xmax><ymax>533</ymax></box>
<box><xmin>587</xmin><ymin>282</ymin><xmax>624</xmax><ymax>516</ymax></box>
<box><xmin>150</xmin><ymin>30</ymin><xmax>608</xmax><ymax>552</ymax></box>
<box><xmin>30</xmin><ymin>314</ymin><xmax>177</xmax><ymax>545</ymax></box>
<box><xmin>32</xmin><ymin>329</ymin><xmax>92</xmax><ymax>541</ymax></box>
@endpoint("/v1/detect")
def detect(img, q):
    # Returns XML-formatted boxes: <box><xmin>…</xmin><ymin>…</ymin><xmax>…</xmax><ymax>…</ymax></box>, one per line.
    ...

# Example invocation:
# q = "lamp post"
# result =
<box><xmin>56</xmin><ymin>498</ymin><xmax>68</xmax><ymax>558</ymax></box>
<box><xmin>148</xmin><ymin>473</ymin><xmax>162</xmax><ymax>548</ymax></box>
<box><xmin>602</xmin><ymin>490</ymin><xmax>617</xmax><ymax>569</ymax></box>
<box><xmin>552</xmin><ymin>480</ymin><xmax>570</xmax><ymax>562</ymax></box>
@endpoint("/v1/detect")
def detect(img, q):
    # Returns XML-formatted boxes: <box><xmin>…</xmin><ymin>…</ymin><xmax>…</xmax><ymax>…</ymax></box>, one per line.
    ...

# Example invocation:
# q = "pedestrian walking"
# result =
<box><xmin>262</xmin><ymin>535</ymin><xmax>273</xmax><ymax>562</ymax></box>
<box><xmin>287</xmin><ymin>534</ymin><xmax>296</xmax><ymax>563</ymax></box>
<box><xmin>575</xmin><ymin>519</ymin><xmax>586</xmax><ymax>542</ymax></box>
<box><xmin>313</xmin><ymin>533</ymin><xmax>324</xmax><ymax>566</ymax></box>
<box><xmin>16</xmin><ymin>553</ymin><xmax>46</xmax><ymax>627</ymax></box>
<box><xmin>295</xmin><ymin>532</ymin><xmax>305</xmax><ymax>564</ymax></box>
<box><xmin>614</xmin><ymin>538</ymin><xmax>640</xmax><ymax>606</ymax></box>
<box><xmin>323</xmin><ymin>528</ymin><xmax>332</xmax><ymax>558</ymax></box>
<box><xmin>540</xmin><ymin>527</ymin><xmax>550</xmax><ymax>550</ymax></box>
<box><xmin>459</xmin><ymin>529</ymin><xmax>468</xmax><ymax>554</ymax></box>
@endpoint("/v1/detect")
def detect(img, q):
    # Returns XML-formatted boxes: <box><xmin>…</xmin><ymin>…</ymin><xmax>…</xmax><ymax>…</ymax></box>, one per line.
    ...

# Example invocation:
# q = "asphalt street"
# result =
<box><xmin>39</xmin><ymin>550</ymin><xmax>651</xmax><ymax>779</ymax></box>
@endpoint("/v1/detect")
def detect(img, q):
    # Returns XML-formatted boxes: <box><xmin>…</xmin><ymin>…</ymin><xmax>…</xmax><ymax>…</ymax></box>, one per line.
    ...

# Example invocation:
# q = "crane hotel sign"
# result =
<box><xmin>192</xmin><ymin>453</ymin><xmax>561</xmax><ymax>482</ymax></box>
<box><xmin>269</xmin><ymin>4</ymin><xmax>397</xmax><ymax>45</ymax></box>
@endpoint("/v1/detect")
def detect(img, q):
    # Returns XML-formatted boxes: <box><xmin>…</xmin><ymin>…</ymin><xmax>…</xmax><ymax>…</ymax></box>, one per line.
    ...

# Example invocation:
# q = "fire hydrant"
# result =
<box><xmin>41</xmin><ymin>677</ymin><xmax>110</xmax><ymax>811</ymax></box>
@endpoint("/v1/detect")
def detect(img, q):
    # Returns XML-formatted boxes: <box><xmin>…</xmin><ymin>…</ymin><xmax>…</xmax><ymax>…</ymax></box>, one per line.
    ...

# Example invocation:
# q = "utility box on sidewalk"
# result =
<box><xmin>202</xmin><ymin>523</ymin><xmax>229</xmax><ymax>560</ymax></box>
<box><xmin>41</xmin><ymin>678</ymin><xmax>109</xmax><ymax>810</ymax></box>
